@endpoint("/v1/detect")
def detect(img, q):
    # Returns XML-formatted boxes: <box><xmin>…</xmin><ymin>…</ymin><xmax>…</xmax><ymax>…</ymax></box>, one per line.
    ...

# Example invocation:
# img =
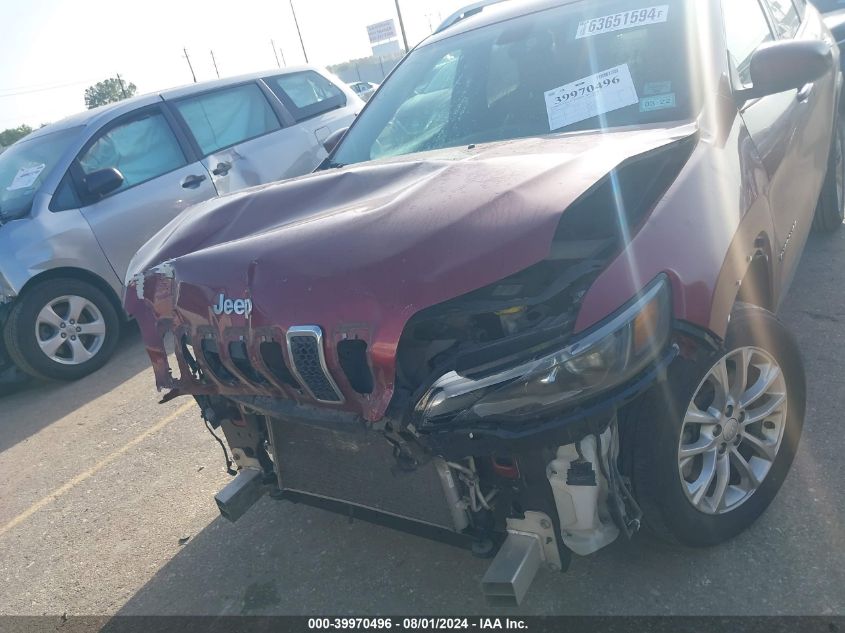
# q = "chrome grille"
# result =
<box><xmin>286</xmin><ymin>326</ymin><xmax>344</xmax><ymax>403</ymax></box>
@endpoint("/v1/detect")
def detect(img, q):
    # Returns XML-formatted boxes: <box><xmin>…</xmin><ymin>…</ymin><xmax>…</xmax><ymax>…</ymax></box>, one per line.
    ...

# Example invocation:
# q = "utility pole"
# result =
<box><xmin>116</xmin><ymin>73</ymin><xmax>128</xmax><ymax>99</ymax></box>
<box><xmin>290</xmin><ymin>0</ymin><xmax>309</xmax><ymax>63</ymax></box>
<box><xmin>271</xmin><ymin>39</ymin><xmax>281</xmax><ymax>68</ymax></box>
<box><xmin>183</xmin><ymin>47</ymin><xmax>197</xmax><ymax>83</ymax></box>
<box><xmin>210</xmin><ymin>50</ymin><xmax>220</xmax><ymax>78</ymax></box>
<box><xmin>394</xmin><ymin>0</ymin><xmax>410</xmax><ymax>53</ymax></box>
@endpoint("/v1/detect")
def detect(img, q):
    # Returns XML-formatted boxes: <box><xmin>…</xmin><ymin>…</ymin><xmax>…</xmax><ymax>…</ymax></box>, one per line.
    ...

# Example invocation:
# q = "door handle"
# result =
<box><xmin>212</xmin><ymin>161</ymin><xmax>232</xmax><ymax>176</ymax></box>
<box><xmin>181</xmin><ymin>174</ymin><xmax>206</xmax><ymax>189</ymax></box>
<box><xmin>797</xmin><ymin>83</ymin><xmax>813</xmax><ymax>103</ymax></box>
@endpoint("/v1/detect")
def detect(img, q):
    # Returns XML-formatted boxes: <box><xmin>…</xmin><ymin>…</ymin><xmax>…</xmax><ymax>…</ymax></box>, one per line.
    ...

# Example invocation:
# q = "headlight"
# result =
<box><xmin>416</xmin><ymin>275</ymin><xmax>671</xmax><ymax>425</ymax></box>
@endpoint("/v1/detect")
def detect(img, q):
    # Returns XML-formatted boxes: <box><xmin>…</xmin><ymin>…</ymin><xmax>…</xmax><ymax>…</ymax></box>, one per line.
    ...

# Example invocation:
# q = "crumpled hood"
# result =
<box><xmin>127</xmin><ymin>123</ymin><xmax>697</xmax><ymax>421</ymax></box>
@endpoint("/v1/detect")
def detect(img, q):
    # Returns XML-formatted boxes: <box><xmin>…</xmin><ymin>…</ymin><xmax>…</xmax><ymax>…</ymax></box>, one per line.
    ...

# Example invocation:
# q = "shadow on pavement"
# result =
<box><xmin>0</xmin><ymin>324</ymin><xmax>150</xmax><ymax>452</ymax></box>
<box><xmin>109</xmin><ymin>467</ymin><xmax>841</xmax><ymax>616</ymax></box>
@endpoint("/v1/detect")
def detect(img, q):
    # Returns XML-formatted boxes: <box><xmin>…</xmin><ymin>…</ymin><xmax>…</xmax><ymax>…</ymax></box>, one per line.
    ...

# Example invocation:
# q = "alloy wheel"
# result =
<box><xmin>35</xmin><ymin>295</ymin><xmax>107</xmax><ymax>366</ymax></box>
<box><xmin>678</xmin><ymin>347</ymin><xmax>787</xmax><ymax>515</ymax></box>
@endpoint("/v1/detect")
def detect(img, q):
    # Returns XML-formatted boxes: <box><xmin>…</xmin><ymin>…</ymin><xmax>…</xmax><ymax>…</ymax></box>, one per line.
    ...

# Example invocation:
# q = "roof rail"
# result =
<box><xmin>434</xmin><ymin>0</ymin><xmax>511</xmax><ymax>34</ymax></box>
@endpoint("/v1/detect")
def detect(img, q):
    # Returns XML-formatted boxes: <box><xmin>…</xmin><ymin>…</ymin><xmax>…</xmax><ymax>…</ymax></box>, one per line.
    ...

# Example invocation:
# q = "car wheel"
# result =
<box><xmin>812</xmin><ymin>118</ymin><xmax>845</xmax><ymax>233</ymax></box>
<box><xmin>3</xmin><ymin>278</ymin><xmax>120</xmax><ymax>381</ymax></box>
<box><xmin>626</xmin><ymin>303</ymin><xmax>805</xmax><ymax>547</ymax></box>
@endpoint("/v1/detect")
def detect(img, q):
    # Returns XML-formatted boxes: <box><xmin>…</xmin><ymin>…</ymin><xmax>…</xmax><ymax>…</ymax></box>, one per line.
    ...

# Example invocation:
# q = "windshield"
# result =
<box><xmin>0</xmin><ymin>127</ymin><xmax>80</xmax><ymax>219</ymax></box>
<box><xmin>332</xmin><ymin>0</ymin><xmax>694</xmax><ymax>166</ymax></box>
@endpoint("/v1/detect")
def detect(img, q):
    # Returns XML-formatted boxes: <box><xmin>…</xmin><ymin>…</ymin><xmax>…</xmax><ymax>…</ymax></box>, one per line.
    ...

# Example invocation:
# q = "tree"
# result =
<box><xmin>84</xmin><ymin>76</ymin><xmax>137</xmax><ymax>109</ymax></box>
<box><xmin>0</xmin><ymin>124</ymin><xmax>33</xmax><ymax>148</ymax></box>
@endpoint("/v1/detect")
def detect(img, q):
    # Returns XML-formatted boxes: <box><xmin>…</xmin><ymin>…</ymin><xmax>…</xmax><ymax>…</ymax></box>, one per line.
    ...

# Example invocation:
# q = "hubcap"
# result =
<box><xmin>35</xmin><ymin>295</ymin><xmax>106</xmax><ymax>366</ymax></box>
<box><xmin>678</xmin><ymin>347</ymin><xmax>787</xmax><ymax>515</ymax></box>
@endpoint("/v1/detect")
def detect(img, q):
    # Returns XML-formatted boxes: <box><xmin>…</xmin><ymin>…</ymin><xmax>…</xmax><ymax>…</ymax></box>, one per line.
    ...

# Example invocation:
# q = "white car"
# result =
<box><xmin>0</xmin><ymin>66</ymin><xmax>363</xmax><ymax>382</ymax></box>
<box><xmin>348</xmin><ymin>81</ymin><xmax>379</xmax><ymax>102</ymax></box>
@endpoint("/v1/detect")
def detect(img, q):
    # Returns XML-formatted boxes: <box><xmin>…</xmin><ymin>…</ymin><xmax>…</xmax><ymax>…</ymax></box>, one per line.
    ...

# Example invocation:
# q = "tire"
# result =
<box><xmin>3</xmin><ymin>278</ymin><xmax>120</xmax><ymax>381</ymax></box>
<box><xmin>812</xmin><ymin>118</ymin><xmax>845</xmax><ymax>233</ymax></box>
<box><xmin>626</xmin><ymin>303</ymin><xmax>805</xmax><ymax>547</ymax></box>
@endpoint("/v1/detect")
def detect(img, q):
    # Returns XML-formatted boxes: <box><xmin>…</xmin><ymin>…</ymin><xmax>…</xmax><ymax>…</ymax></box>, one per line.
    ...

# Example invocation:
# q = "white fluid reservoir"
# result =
<box><xmin>547</xmin><ymin>428</ymin><xmax>620</xmax><ymax>556</ymax></box>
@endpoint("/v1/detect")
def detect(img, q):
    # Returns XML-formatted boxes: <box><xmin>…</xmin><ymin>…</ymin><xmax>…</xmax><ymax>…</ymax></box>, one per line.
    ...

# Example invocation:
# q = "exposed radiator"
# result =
<box><xmin>269</xmin><ymin>417</ymin><xmax>463</xmax><ymax>531</ymax></box>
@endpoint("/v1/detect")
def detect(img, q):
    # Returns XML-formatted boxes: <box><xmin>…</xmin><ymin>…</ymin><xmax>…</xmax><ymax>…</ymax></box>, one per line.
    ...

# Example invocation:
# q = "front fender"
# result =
<box><xmin>575</xmin><ymin>117</ymin><xmax>770</xmax><ymax>342</ymax></box>
<box><xmin>0</xmin><ymin>206</ymin><xmax>120</xmax><ymax>299</ymax></box>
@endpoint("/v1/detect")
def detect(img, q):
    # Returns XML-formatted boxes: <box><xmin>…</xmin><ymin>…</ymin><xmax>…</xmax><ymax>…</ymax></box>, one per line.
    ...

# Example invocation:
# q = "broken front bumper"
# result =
<box><xmin>210</xmin><ymin>347</ymin><xmax>678</xmax><ymax>605</ymax></box>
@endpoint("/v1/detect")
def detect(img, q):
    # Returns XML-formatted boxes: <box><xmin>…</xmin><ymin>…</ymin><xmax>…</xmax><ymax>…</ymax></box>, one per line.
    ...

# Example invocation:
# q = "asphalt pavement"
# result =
<box><xmin>1</xmin><ymin>231</ymin><xmax>844</xmax><ymax>617</ymax></box>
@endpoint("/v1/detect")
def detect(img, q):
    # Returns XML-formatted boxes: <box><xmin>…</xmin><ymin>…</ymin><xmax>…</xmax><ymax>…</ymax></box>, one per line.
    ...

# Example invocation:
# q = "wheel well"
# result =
<box><xmin>18</xmin><ymin>268</ymin><xmax>126</xmax><ymax>321</ymax></box>
<box><xmin>736</xmin><ymin>253</ymin><xmax>773</xmax><ymax>312</ymax></box>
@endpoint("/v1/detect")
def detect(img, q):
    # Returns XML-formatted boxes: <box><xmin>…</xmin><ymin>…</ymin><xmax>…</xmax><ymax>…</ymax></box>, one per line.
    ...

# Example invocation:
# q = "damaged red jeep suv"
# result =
<box><xmin>126</xmin><ymin>0</ymin><xmax>842</xmax><ymax>605</ymax></box>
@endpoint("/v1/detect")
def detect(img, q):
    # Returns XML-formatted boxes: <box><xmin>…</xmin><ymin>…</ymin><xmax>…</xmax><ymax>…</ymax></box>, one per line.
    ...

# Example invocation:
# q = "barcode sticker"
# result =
<box><xmin>545</xmin><ymin>64</ymin><xmax>639</xmax><ymax>131</ymax></box>
<box><xmin>576</xmin><ymin>5</ymin><xmax>669</xmax><ymax>39</ymax></box>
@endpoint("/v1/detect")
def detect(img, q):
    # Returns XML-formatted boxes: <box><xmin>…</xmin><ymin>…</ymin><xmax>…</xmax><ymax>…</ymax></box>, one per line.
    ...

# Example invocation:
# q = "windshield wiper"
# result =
<box><xmin>317</xmin><ymin>159</ymin><xmax>346</xmax><ymax>171</ymax></box>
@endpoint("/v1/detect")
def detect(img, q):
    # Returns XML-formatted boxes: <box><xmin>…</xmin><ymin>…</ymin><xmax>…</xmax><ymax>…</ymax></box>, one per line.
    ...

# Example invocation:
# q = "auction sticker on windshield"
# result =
<box><xmin>545</xmin><ymin>64</ymin><xmax>639</xmax><ymax>131</ymax></box>
<box><xmin>6</xmin><ymin>164</ymin><xmax>46</xmax><ymax>191</ymax></box>
<box><xmin>576</xmin><ymin>5</ymin><xmax>669</xmax><ymax>39</ymax></box>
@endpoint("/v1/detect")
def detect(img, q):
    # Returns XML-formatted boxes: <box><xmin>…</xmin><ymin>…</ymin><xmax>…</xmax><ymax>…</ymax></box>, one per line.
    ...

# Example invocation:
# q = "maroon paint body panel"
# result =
<box><xmin>126</xmin><ymin>125</ymin><xmax>698</xmax><ymax>421</ymax></box>
<box><xmin>125</xmin><ymin>0</ymin><xmax>840</xmax><ymax>428</ymax></box>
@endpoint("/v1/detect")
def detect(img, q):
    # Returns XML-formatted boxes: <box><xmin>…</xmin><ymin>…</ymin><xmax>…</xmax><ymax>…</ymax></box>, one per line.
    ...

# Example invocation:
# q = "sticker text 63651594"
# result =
<box><xmin>576</xmin><ymin>5</ymin><xmax>669</xmax><ymax>39</ymax></box>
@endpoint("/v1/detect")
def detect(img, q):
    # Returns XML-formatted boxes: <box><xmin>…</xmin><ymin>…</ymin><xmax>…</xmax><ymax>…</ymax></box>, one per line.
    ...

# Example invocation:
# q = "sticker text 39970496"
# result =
<box><xmin>544</xmin><ymin>64</ymin><xmax>639</xmax><ymax>131</ymax></box>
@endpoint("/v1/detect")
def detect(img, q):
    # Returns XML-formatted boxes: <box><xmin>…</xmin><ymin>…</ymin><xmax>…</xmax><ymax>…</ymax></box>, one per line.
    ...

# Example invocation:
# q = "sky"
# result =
<box><xmin>0</xmin><ymin>0</ymin><xmax>468</xmax><ymax>130</ymax></box>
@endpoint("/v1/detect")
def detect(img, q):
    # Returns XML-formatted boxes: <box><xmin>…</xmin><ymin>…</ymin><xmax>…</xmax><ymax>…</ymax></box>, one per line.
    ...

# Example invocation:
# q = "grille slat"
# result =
<box><xmin>259</xmin><ymin>341</ymin><xmax>301</xmax><ymax>388</ymax></box>
<box><xmin>228</xmin><ymin>341</ymin><xmax>269</xmax><ymax>386</ymax></box>
<box><xmin>200</xmin><ymin>338</ymin><xmax>239</xmax><ymax>384</ymax></box>
<box><xmin>286</xmin><ymin>326</ymin><xmax>344</xmax><ymax>403</ymax></box>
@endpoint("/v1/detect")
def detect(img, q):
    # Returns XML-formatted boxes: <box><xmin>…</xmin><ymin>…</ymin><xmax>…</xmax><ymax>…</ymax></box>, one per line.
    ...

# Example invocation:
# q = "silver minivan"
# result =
<box><xmin>0</xmin><ymin>66</ymin><xmax>363</xmax><ymax>381</ymax></box>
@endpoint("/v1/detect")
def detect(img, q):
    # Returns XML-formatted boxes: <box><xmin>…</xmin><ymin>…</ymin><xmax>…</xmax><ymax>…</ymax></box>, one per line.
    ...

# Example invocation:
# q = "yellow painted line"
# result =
<box><xmin>0</xmin><ymin>400</ymin><xmax>196</xmax><ymax>539</ymax></box>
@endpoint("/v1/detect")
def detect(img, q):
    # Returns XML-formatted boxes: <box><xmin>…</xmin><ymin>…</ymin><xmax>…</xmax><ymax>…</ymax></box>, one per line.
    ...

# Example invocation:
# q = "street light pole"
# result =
<box><xmin>394</xmin><ymin>0</ymin><xmax>410</xmax><ymax>53</ymax></box>
<box><xmin>290</xmin><ymin>0</ymin><xmax>309</xmax><ymax>63</ymax></box>
<box><xmin>116</xmin><ymin>73</ymin><xmax>128</xmax><ymax>98</ymax></box>
<box><xmin>183</xmin><ymin>47</ymin><xmax>197</xmax><ymax>83</ymax></box>
<box><xmin>210</xmin><ymin>50</ymin><xmax>220</xmax><ymax>78</ymax></box>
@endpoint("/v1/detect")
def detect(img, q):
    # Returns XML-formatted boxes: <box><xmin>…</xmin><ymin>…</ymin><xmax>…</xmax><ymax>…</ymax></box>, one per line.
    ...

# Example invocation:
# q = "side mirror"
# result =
<box><xmin>739</xmin><ymin>40</ymin><xmax>834</xmax><ymax>101</ymax></box>
<box><xmin>323</xmin><ymin>127</ymin><xmax>349</xmax><ymax>155</ymax></box>
<box><xmin>83</xmin><ymin>167</ymin><xmax>124</xmax><ymax>199</ymax></box>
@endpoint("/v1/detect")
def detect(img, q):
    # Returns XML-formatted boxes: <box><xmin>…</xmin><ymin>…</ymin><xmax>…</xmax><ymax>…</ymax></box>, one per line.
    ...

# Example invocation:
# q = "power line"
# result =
<box><xmin>0</xmin><ymin>78</ymin><xmax>97</xmax><ymax>98</ymax></box>
<box><xmin>0</xmin><ymin>77</ymin><xmax>98</xmax><ymax>94</ymax></box>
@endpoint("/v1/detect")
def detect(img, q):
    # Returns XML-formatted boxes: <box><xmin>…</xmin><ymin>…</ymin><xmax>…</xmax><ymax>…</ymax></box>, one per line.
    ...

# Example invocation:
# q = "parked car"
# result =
<box><xmin>127</xmin><ymin>0</ymin><xmax>841</xmax><ymax>605</ymax></box>
<box><xmin>348</xmin><ymin>80</ymin><xmax>379</xmax><ymax>101</ymax></box>
<box><xmin>0</xmin><ymin>66</ymin><xmax>363</xmax><ymax>382</ymax></box>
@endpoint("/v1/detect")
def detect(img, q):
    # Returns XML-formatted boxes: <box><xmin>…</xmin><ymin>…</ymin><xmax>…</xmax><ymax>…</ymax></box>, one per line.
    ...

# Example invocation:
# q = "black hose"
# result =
<box><xmin>204</xmin><ymin>418</ymin><xmax>237</xmax><ymax>476</ymax></box>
